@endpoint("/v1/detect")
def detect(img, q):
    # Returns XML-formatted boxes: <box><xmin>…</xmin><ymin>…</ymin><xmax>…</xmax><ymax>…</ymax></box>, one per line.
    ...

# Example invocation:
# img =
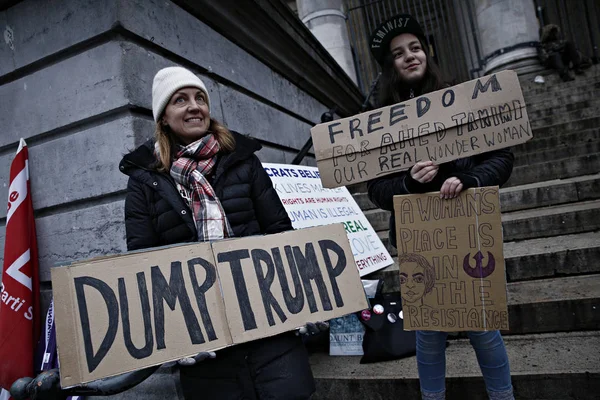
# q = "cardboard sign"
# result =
<box><xmin>393</xmin><ymin>187</ymin><xmax>508</xmax><ymax>331</ymax></box>
<box><xmin>52</xmin><ymin>224</ymin><xmax>367</xmax><ymax>387</ymax></box>
<box><xmin>311</xmin><ymin>71</ymin><xmax>531</xmax><ymax>188</ymax></box>
<box><xmin>263</xmin><ymin>163</ymin><xmax>393</xmax><ymax>276</ymax></box>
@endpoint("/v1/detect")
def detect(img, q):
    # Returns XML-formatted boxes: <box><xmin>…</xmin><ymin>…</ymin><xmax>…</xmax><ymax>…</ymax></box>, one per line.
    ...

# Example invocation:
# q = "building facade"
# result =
<box><xmin>0</xmin><ymin>0</ymin><xmax>598</xmax><ymax>398</ymax></box>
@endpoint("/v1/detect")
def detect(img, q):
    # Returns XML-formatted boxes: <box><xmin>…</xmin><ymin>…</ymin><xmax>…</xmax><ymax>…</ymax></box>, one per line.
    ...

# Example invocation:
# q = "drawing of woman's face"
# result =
<box><xmin>400</xmin><ymin>261</ymin><xmax>426</xmax><ymax>303</ymax></box>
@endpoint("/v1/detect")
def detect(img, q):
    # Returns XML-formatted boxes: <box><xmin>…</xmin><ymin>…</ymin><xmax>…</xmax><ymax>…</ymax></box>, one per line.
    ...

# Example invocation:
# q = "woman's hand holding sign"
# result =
<box><xmin>411</xmin><ymin>161</ymin><xmax>439</xmax><ymax>184</ymax></box>
<box><xmin>440</xmin><ymin>177</ymin><xmax>464</xmax><ymax>199</ymax></box>
<box><xmin>296</xmin><ymin>321</ymin><xmax>330</xmax><ymax>336</ymax></box>
<box><xmin>411</xmin><ymin>161</ymin><xmax>439</xmax><ymax>183</ymax></box>
<box><xmin>177</xmin><ymin>351</ymin><xmax>217</xmax><ymax>367</ymax></box>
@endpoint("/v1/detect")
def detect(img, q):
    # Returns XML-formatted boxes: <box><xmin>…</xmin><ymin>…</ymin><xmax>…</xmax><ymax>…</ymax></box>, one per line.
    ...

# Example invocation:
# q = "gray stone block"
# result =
<box><xmin>255</xmin><ymin>145</ymin><xmax>289</xmax><ymax>165</ymax></box>
<box><xmin>118</xmin><ymin>0</ymin><xmax>327</xmax><ymax>122</ymax></box>
<box><xmin>118</xmin><ymin>42</ymin><xmax>315</xmax><ymax>150</ymax></box>
<box><xmin>0</xmin><ymin>200</ymin><xmax>128</xmax><ymax>282</ymax></box>
<box><xmin>507</xmin><ymin>244</ymin><xmax>600</xmax><ymax>281</ymax></box>
<box><xmin>219</xmin><ymin>83</ymin><xmax>313</xmax><ymax>150</ymax></box>
<box><xmin>0</xmin><ymin>0</ymin><xmax>117</xmax><ymax>76</ymax></box>
<box><xmin>0</xmin><ymin>41</ymin><xmax>128</xmax><ymax>147</ymax></box>
<box><xmin>119</xmin><ymin>41</ymin><xmax>225</xmax><ymax>124</ymax></box>
<box><xmin>0</xmin><ymin>115</ymin><xmax>150</xmax><ymax>217</ymax></box>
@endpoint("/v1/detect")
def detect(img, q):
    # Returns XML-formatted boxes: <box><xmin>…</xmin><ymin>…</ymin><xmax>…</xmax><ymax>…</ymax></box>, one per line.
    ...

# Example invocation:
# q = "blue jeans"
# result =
<box><xmin>416</xmin><ymin>330</ymin><xmax>514</xmax><ymax>400</ymax></box>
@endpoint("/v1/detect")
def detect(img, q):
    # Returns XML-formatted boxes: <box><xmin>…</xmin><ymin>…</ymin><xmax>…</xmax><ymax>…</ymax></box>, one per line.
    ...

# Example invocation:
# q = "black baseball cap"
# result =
<box><xmin>370</xmin><ymin>14</ymin><xmax>426</xmax><ymax>65</ymax></box>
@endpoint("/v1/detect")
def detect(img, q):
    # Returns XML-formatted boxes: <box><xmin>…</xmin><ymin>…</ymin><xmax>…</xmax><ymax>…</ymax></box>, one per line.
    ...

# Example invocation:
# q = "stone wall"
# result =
<box><xmin>0</xmin><ymin>1</ymin><xmax>360</xmax><ymax>396</ymax></box>
<box><xmin>0</xmin><ymin>0</ymin><xmax>340</xmax><ymax>287</ymax></box>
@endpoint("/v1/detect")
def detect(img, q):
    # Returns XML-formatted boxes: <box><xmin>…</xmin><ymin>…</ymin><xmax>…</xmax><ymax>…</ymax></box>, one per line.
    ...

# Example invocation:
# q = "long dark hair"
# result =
<box><xmin>377</xmin><ymin>37</ymin><xmax>446</xmax><ymax>107</ymax></box>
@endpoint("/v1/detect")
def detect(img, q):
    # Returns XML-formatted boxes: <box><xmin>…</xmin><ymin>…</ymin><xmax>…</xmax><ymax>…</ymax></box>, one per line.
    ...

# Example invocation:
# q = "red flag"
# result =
<box><xmin>0</xmin><ymin>139</ymin><xmax>40</xmax><ymax>394</ymax></box>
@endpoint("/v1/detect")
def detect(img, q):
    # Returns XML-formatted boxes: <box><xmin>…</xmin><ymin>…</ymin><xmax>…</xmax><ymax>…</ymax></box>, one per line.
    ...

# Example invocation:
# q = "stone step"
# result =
<box><xmin>506</xmin><ymin>274</ymin><xmax>600</xmax><ymax>334</ymax></box>
<box><xmin>501</xmin><ymin>198</ymin><xmax>600</xmax><ymax>241</ymax></box>
<box><xmin>528</xmin><ymin>99</ymin><xmax>600</xmax><ymax>122</ymax></box>
<box><xmin>363</xmin><ymin>198</ymin><xmax>600</xmax><ymax>241</ymax></box>
<box><xmin>529</xmin><ymin>116</ymin><xmax>600</xmax><ymax>138</ymax></box>
<box><xmin>526</xmin><ymin>88</ymin><xmax>600</xmax><ymax>112</ymax></box>
<box><xmin>500</xmin><ymin>173</ymin><xmax>600</xmax><ymax>212</ymax></box>
<box><xmin>369</xmin><ymin>231</ymin><xmax>600</xmax><ymax>284</ymax></box>
<box><xmin>523</xmin><ymin>75</ymin><xmax>600</xmax><ymax>97</ymax></box>
<box><xmin>354</xmin><ymin>174</ymin><xmax>600</xmax><ymax>212</ymax></box>
<box><xmin>310</xmin><ymin>331</ymin><xmax>600</xmax><ymax>400</ymax></box>
<box><xmin>354</xmin><ymin>174</ymin><xmax>600</xmax><ymax>216</ymax></box>
<box><xmin>520</xmin><ymin>64</ymin><xmax>600</xmax><ymax>90</ymax></box>
<box><xmin>526</xmin><ymin>93</ymin><xmax>600</xmax><ymax>115</ymax></box>
<box><xmin>531</xmin><ymin>106</ymin><xmax>600</xmax><ymax>129</ymax></box>
<box><xmin>503</xmin><ymin>232</ymin><xmax>600</xmax><ymax>281</ymax></box>
<box><xmin>506</xmin><ymin>153</ymin><xmax>600</xmax><ymax>187</ymax></box>
<box><xmin>360</xmin><ymin>270</ymin><xmax>600</xmax><ymax>335</ymax></box>
<box><xmin>356</xmin><ymin>173</ymin><xmax>600</xmax><ymax>215</ymax></box>
<box><xmin>514</xmin><ymin>140</ymin><xmax>600</xmax><ymax>166</ymax></box>
<box><xmin>354</xmin><ymin>172</ymin><xmax>600</xmax><ymax>215</ymax></box>
<box><xmin>524</xmin><ymin>81</ymin><xmax>600</xmax><ymax>103</ymax></box>
<box><xmin>513</xmin><ymin>127</ymin><xmax>600</xmax><ymax>155</ymax></box>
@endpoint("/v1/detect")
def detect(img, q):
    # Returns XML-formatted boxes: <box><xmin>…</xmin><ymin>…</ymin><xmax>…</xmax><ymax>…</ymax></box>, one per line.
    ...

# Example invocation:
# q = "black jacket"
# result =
<box><xmin>119</xmin><ymin>132</ymin><xmax>315</xmax><ymax>400</ymax></box>
<box><xmin>120</xmin><ymin>132</ymin><xmax>292</xmax><ymax>250</ymax></box>
<box><xmin>367</xmin><ymin>149</ymin><xmax>514</xmax><ymax>248</ymax></box>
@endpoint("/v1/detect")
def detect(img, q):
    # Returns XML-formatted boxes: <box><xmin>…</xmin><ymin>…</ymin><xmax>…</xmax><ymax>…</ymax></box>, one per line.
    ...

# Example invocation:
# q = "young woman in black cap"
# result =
<box><xmin>367</xmin><ymin>14</ymin><xmax>515</xmax><ymax>400</ymax></box>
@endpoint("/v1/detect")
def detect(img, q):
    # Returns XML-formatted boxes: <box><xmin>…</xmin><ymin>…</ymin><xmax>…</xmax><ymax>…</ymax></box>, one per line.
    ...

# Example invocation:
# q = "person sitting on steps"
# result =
<box><xmin>539</xmin><ymin>24</ymin><xmax>590</xmax><ymax>82</ymax></box>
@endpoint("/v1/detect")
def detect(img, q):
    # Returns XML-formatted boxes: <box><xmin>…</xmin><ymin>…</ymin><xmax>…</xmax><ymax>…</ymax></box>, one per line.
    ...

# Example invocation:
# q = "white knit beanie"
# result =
<box><xmin>152</xmin><ymin>66</ymin><xmax>211</xmax><ymax>122</ymax></box>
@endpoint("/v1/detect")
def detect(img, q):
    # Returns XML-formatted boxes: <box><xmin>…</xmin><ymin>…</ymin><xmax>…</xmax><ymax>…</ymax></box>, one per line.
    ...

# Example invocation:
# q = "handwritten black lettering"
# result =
<box><xmin>472</xmin><ymin>74</ymin><xmax>501</xmax><ymax>99</ymax></box>
<box><xmin>217</xmin><ymin>250</ymin><xmax>257</xmax><ymax>331</ymax></box>
<box><xmin>119</xmin><ymin>274</ymin><xmax>153</xmax><ymax>360</ymax></box>
<box><xmin>152</xmin><ymin>263</ymin><xmax>204</xmax><ymax>350</ymax></box>
<box><xmin>75</xmin><ymin>276</ymin><xmax>119</xmax><ymax>373</ymax></box>
<box><xmin>367</xmin><ymin>111</ymin><xmax>383</xmax><ymax>133</ymax></box>
<box><xmin>251</xmin><ymin>249</ymin><xmax>288</xmax><ymax>326</ymax></box>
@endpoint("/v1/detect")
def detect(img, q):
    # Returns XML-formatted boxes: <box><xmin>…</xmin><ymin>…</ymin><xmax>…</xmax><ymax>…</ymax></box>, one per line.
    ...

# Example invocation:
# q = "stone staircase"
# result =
<box><xmin>309</xmin><ymin>65</ymin><xmax>600</xmax><ymax>400</ymax></box>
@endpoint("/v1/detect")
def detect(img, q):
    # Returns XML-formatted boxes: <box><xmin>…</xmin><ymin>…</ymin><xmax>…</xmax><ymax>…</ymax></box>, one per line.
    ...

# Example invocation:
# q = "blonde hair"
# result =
<box><xmin>154</xmin><ymin>118</ymin><xmax>236</xmax><ymax>172</ymax></box>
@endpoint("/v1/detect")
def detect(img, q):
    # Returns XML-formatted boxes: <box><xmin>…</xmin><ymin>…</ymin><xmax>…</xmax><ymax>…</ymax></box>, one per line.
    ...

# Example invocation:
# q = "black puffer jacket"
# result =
<box><xmin>120</xmin><ymin>132</ymin><xmax>292</xmax><ymax>250</ymax></box>
<box><xmin>367</xmin><ymin>149</ymin><xmax>514</xmax><ymax>248</ymax></box>
<box><xmin>119</xmin><ymin>131</ymin><xmax>315</xmax><ymax>400</ymax></box>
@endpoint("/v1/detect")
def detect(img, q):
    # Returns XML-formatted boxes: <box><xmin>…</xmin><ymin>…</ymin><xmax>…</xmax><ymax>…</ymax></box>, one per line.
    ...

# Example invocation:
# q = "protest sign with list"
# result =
<box><xmin>263</xmin><ymin>163</ymin><xmax>392</xmax><ymax>277</ymax></box>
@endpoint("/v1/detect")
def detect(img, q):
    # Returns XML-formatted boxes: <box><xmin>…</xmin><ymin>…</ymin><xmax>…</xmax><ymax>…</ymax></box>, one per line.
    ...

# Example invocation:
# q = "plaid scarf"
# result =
<box><xmin>167</xmin><ymin>134</ymin><xmax>234</xmax><ymax>241</ymax></box>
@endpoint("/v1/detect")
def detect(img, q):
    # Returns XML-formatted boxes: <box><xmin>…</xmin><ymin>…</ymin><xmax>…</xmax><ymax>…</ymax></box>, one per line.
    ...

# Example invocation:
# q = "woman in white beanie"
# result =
<box><xmin>119</xmin><ymin>66</ymin><xmax>320</xmax><ymax>399</ymax></box>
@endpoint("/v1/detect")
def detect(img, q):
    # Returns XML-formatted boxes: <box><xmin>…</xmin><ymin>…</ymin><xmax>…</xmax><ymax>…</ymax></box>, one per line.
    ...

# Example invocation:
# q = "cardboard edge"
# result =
<box><xmin>52</xmin><ymin>266</ymin><xmax>83</xmax><ymax>388</ymax></box>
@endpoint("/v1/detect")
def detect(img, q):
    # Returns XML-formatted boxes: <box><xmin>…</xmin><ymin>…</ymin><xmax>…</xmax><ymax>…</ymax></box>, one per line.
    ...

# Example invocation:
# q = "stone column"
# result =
<box><xmin>297</xmin><ymin>0</ymin><xmax>358</xmax><ymax>84</ymax></box>
<box><xmin>474</xmin><ymin>0</ymin><xmax>542</xmax><ymax>74</ymax></box>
